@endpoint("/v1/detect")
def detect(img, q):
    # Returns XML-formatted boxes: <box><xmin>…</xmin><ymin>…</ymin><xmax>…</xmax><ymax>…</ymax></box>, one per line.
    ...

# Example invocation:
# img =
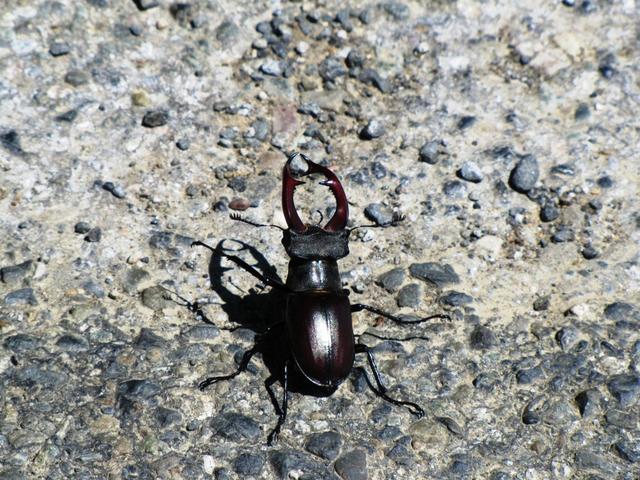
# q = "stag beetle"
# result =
<box><xmin>191</xmin><ymin>152</ymin><xmax>448</xmax><ymax>444</ymax></box>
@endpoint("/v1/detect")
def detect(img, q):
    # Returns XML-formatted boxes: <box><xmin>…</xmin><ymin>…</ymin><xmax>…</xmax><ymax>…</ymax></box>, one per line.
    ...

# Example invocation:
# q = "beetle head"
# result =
<box><xmin>281</xmin><ymin>153</ymin><xmax>350</xmax><ymax>260</ymax></box>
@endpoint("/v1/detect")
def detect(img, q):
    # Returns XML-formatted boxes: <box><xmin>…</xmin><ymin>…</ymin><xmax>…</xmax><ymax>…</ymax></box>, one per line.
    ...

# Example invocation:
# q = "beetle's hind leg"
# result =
<box><xmin>355</xmin><ymin>343</ymin><xmax>424</xmax><ymax>418</ymax></box>
<box><xmin>352</xmin><ymin>303</ymin><xmax>450</xmax><ymax>325</ymax></box>
<box><xmin>265</xmin><ymin>359</ymin><xmax>289</xmax><ymax>445</ymax></box>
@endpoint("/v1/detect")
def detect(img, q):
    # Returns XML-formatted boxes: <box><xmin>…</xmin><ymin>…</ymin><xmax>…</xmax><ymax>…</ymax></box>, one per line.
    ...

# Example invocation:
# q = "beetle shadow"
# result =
<box><xmin>197</xmin><ymin>239</ymin><xmax>338</xmax><ymax>399</ymax></box>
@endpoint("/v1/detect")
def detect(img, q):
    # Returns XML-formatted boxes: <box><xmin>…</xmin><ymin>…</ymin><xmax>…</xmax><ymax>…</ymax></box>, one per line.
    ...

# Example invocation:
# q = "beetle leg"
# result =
<box><xmin>355</xmin><ymin>343</ymin><xmax>424</xmax><ymax>418</ymax></box>
<box><xmin>191</xmin><ymin>240</ymin><xmax>291</xmax><ymax>293</ymax></box>
<box><xmin>229</xmin><ymin>213</ymin><xmax>285</xmax><ymax>231</ymax></box>
<box><xmin>266</xmin><ymin>359</ymin><xmax>289</xmax><ymax>446</ymax></box>
<box><xmin>352</xmin><ymin>303</ymin><xmax>450</xmax><ymax>324</ymax></box>
<box><xmin>199</xmin><ymin>344</ymin><xmax>260</xmax><ymax>390</ymax></box>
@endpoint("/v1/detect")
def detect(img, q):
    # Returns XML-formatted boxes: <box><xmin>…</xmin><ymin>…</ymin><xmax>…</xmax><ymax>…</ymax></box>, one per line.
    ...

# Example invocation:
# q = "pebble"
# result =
<box><xmin>232</xmin><ymin>453</ymin><xmax>264</xmax><ymax>476</ymax></box>
<box><xmin>228</xmin><ymin>198</ymin><xmax>250</xmax><ymax>211</ymax></box>
<box><xmin>118</xmin><ymin>379</ymin><xmax>161</xmax><ymax>400</ymax></box>
<box><xmin>457</xmin><ymin>115</ymin><xmax>476</xmax><ymax>130</ymax></box>
<box><xmin>551</xmin><ymin>225</ymin><xmax>574</xmax><ymax>243</ymax></box>
<box><xmin>215</xmin><ymin>20</ymin><xmax>239</xmax><ymax>45</ymax></box>
<box><xmin>102</xmin><ymin>181</ymin><xmax>126</xmax><ymax>199</ymax></box>
<box><xmin>141</xmin><ymin>110</ymin><xmax>169</xmax><ymax>128</ymax></box>
<box><xmin>135</xmin><ymin>328</ymin><xmax>166</xmax><ymax>349</ymax></box>
<box><xmin>56</xmin><ymin>333</ymin><xmax>89</xmax><ymax>351</ymax></box>
<box><xmin>397</xmin><ymin>283</ymin><xmax>422</xmax><ymax>308</ymax></box>
<box><xmin>4</xmin><ymin>287</ymin><xmax>37</xmax><ymax>306</ymax></box>
<box><xmin>604</xmin><ymin>302</ymin><xmax>637</xmax><ymax>322</ymax></box>
<box><xmin>211</xmin><ymin>412</ymin><xmax>261</xmax><ymax>441</ymax></box>
<box><xmin>1</xmin><ymin>129</ymin><xmax>24</xmax><ymax>156</ymax></box>
<box><xmin>358</xmin><ymin>69</ymin><xmax>391</xmax><ymax>94</ymax></box>
<box><xmin>360</xmin><ymin>119</ymin><xmax>385</xmax><ymax>139</ymax></box>
<box><xmin>3</xmin><ymin>334</ymin><xmax>41</xmax><ymax>352</ymax></box>
<box><xmin>305</xmin><ymin>431</ymin><xmax>343</xmax><ymax>461</ymax></box>
<box><xmin>614</xmin><ymin>440</ymin><xmax>640</xmax><ymax>463</ymax></box>
<box><xmin>555</xmin><ymin>327</ymin><xmax>577</xmax><ymax>349</ymax></box>
<box><xmin>364</xmin><ymin>203</ymin><xmax>394</xmax><ymax>225</ymax></box>
<box><xmin>581</xmin><ymin>245</ymin><xmax>598</xmax><ymax>259</ymax></box>
<box><xmin>575</xmin><ymin>389</ymin><xmax>601</xmax><ymax>417</ymax></box>
<box><xmin>470</xmin><ymin>325</ymin><xmax>496</xmax><ymax>349</ymax></box>
<box><xmin>260</xmin><ymin>60</ymin><xmax>283</xmax><ymax>76</ymax></box>
<box><xmin>140</xmin><ymin>286</ymin><xmax>172</xmax><ymax>310</ymax></box>
<box><xmin>418</xmin><ymin>140</ymin><xmax>446</xmax><ymax>164</ymax></box>
<box><xmin>319</xmin><ymin>56</ymin><xmax>348</xmax><ymax>82</ymax></box>
<box><xmin>457</xmin><ymin>161</ymin><xmax>483</xmax><ymax>183</ymax></box>
<box><xmin>133</xmin><ymin>0</ymin><xmax>159</xmax><ymax>10</ymax></box>
<box><xmin>269</xmin><ymin>449</ymin><xmax>324</xmax><ymax>479</ymax></box>
<box><xmin>346</xmin><ymin>49</ymin><xmax>365</xmax><ymax>68</ymax></box>
<box><xmin>74</xmin><ymin>221</ymin><xmax>91</xmax><ymax>234</ymax></box>
<box><xmin>0</xmin><ymin>260</ymin><xmax>33</xmax><ymax>284</ymax></box>
<box><xmin>409</xmin><ymin>263</ymin><xmax>460</xmax><ymax>287</ymax></box>
<box><xmin>540</xmin><ymin>204</ymin><xmax>559</xmax><ymax>222</ymax></box>
<box><xmin>84</xmin><ymin>227</ymin><xmax>102</xmax><ymax>242</ymax></box>
<box><xmin>176</xmin><ymin>138</ymin><xmax>190</xmax><ymax>150</ymax></box>
<box><xmin>533</xmin><ymin>296</ymin><xmax>550</xmax><ymax>311</ymax></box>
<box><xmin>65</xmin><ymin>70</ymin><xmax>89</xmax><ymax>86</ymax></box>
<box><xmin>376</xmin><ymin>268</ymin><xmax>405</xmax><ymax>292</ymax></box>
<box><xmin>49</xmin><ymin>41</ymin><xmax>70</xmax><ymax>57</ymax></box>
<box><xmin>607</xmin><ymin>374</ymin><xmax>640</xmax><ymax>407</ymax></box>
<box><xmin>440</xmin><ymin>290</ymin><xmax>473</xmax><ymax>306</ymax></box>
<box><xmin>509</xmin><ymin>155</ymin><xmax>539</xmax><ymax>193</ymax></box>
<box><xmin>383</xmin><ymin>2</ymin><xmax>409</xmax><ymax>21</ymax></box>
<box><xmin>442</xmin><ymin>180</ymin><xmax>466</xmax><ymax>199</ymax></box>
<box><xmin>574</xmin><ymin>103</ymin><xmax>590</xmax><ymax>120</ymax></box>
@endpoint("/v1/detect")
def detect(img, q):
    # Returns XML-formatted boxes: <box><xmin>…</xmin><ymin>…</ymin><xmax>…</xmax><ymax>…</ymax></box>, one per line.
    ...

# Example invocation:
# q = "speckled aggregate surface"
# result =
<box><xmin>1</xmin><ymin>1</ymin><xmax>640</xmax><ymax>479</ymax></box>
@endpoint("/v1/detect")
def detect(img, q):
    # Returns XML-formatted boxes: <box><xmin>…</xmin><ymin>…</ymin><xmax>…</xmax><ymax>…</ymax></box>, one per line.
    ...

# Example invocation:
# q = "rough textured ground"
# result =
<box><xmin>1</xmin><ymin>1</ymin><xmax>639</xmax><ymax>479</ymax></box>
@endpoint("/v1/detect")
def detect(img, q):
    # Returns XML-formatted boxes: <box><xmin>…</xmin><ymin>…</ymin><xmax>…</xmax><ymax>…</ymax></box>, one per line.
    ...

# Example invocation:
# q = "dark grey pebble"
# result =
<box><xmin>575</xmin><ymin>450</ymin><xmax>617</xmax><ymax>473</ymax></box>
<box><xmin>56</xmin><ymin>333</ymin><xmax>89</xmax><ymax>351</ymax></box>
<box><xmin>597</xmin><ymin>175</ymin><xmax>614</xmax><ymax>188</ymax></box>
<box><xmin>140</xmin><ymin>286</ymin><xmax>172</xmax><ymax>310</ymax></box>
<box><xmin>457</xmin><ymin>161</ymin><xmax>483</xmax><ymax>183</ymax></box>
<box><xmin>233</xmin><ymin>453</ymin><xmax>264</xmax><ymax>476</ymax></box>
<box><xmin>473</xmin><ymin>372</ymin><xmax>498</xmax><ymax>392</ymax></box>
<box><xmin>516</xmin><ymin>366</ymin><xmax>544</xmax><ymax>384</ymax></box>
<box><xmin>15</xmin><ymin>366</ymin><xmax>66</xmax><ymax>388</ymax></box>
<box><xmin>65</xmin><ymin>69</ymin><xmax>89</xmax><ymax>86</ymax></box>
<box><xmin>376</xmin><ymin>268</ymin><xmax>405</xmax><ymax>292</ymax></box>
<box><xmin>604</xmin><ymin>302</ymin><xmax>637</xmax><ymax>321</ymax></box>
<box><xmin>614</xmin><ymin>440</ymin><xmax>640</xmax><ymax>463</ymax></box>
<box><xmin>607</xmin><ymin>374</ymin><xmax>640</xmax><ymax>407</ymax></box>
<box><xmin>136</xmin><ymin>328</ymin><xmax>166</xmax><ymax>348</ymax></box>
<box><xmin>4</xmin><ymin>287</ymin><xmax>37</xmax><ymax>306</ymax></box>
<box><xmin>551</xmin><ymin>225</ymin><xmax>574</xmax><ymax>243</ymax></box>
<box><xmin>360</xmin><ymin>119</ymin><xmax>385</xmax><ymax>139</ymax></box>
<box><xmin>142</xmin><ymin>110</ymin><xmax>168</xmax><ymax>128</ymax></box>
<box><xmin>449</xmin><ymin>455</ymin><xmax>473</xmax><ymax>476</ymax></box>
<box><xmin>74</xmin><ymin>221</ymin><xmax>91</xmax><ymax>234</ymax></box>
<box><xmin>211</xmin><ymin>412</ymin><xmax>261</xmax><ymax>441</ymax></box>
<box><xmin>55</xmin><ymin>109</ymin><xmax>78</xmax><ymax>122</ymax></box>
<box><xmin>84</xmin><ymin>227</ymin><xmax>102</xmax><ymax>242</ymax></box>
<box><xmin>384</xmin><ymin>2</ymin><xmax>409</xmax><ymax>21</ymax></box>
<box><xmin>550</xmin><ymin>163</ymin><xmax>575</xmax><ymax>176</ymax></box>
<box><xmin>269</xmin><ymin>449</ymin><xmax>325</xmax><ymax>479</ymax></box>
<box><xmin>457</xmin><ymin>115</ymin><xmax>476</xmax><ymax>130</ymax></box>
<box><xmin>305</xmin><ymin>431</ymin><xmax>342</xmax><ymax>461</ymax></box>
<box><xmin>335</xmin><ymin>9</ymin><xmax>353</xmax><ymax>32</ymax></box>
<box><xmin>102</xmin><ymin>181</ymin><xmax>126</xmax><ymax>198</ymax></box>
<box><xmin>0</xmin><ymin>129</ymin><xmax>24</xmax><ymax>156</ymax></box>
<box><xmin>533</xmin><ymin>296</ymin><xmax>550</xmax><ymax>311</ymax></box>
<box><xmin>409</xmin><ymin>262</ymin><xmax>459</xmax><ymax>287</ymax></box>
<box><xmin>319</xmin><ymin>56</ymin><xmax>348</xmax><ymax>82</ymax></box>
<box><xmin>155</xmin><ymin>407</ymin><xmax>182</xmax><ymax>427</ymax></box>
<box><xmin>437</xmin><ymin>416</ymin><xmax>465</xmax><ymax>437</ymax></box>
<box><xmin>386</xmin><ymin>441</ymin><xmax>415</xmax><ymax>467</ymax></box>
<box><xmin>364</xmin><ymin>203</ymin><xmax>394</xmax><ymax>225</ymax></box>
<box><xmin>490</xmin><ymin>472</ymin><xmax>511</xmax><ymax>480</ymax></box>
<box><xmin>133</xmin><ymin>0</ymin><xmax>159</xmax><ymax>10</ymax></box>
<box><xmin>49</xmin><ymin>41</ymin><xmax>70</xmax><ymax>56</ymax></box>
<box><xmin>359</xmin><ymin>7</ymin><xmax>374</xmax><ymax>24</ymax></box>
<box><xmin>346</xmin><ymin>49</ymin><xmax>365</xmax><ymax>68</ymax></box>
<box><xmin>574</xmin><ymin>103</ymin><xmax>590</xmax><ymax>120</ymax></box>
<box><xmin>582</xmin><ymin>245</ymin><xmax>598</xmax><ymax>259</ymax></box>
<box><xmin>442</xmin><ymin>180</ymin><xmax>466</xmax><ymax>199</ymax></box>
<box><xmin>470</xmin><ymin>325</ymin><xmax>495</xmax><ymax>349</ymax></box>
<box><xmin>129</xmin><ymin>24</ymin><xmax>143</xmax><ymax>36</ymax></box>
<box><xmin>182</xmin><ymin>324</ymin><xmax>220</xmax><ymax>340</ymax></box>
<box><xmin>509</xmin><ymin>155</ymin><xmax>539</xmax><ymax>193</ymax></box>
<box><xmin>575</xmin><ymin>389</ymin><xmax>601</xmax><ymax>417</ymax></box>
<box><xmin>440</xmin><ymin>290</ymin><xmax>473</xmax><ymax>307</ymax></box>
<box><xmin>358</xmin><ymin>68</ymin><xmax>391</xmax><ymax>93</ymax></box>
<box><xmin>334</xmin><ymin>449</ymin><xmax>367</xmax><ymax>480</ymax></box>
<box><xmin>176</xmin><ymin>138</ymin><xmax>190</xmax><ymax>150</ymax></box>
<box><xmin>555</xmin><ymin>327</ymin><xmax>577</xmax><ymax>349</ymax></box>
<box><xmin>418</xmin><ymin>140</ymin><xmax>446</xmax><ymax>164</ymax></box>
<box><xmin>1</xmin><ymin>260</ymin><xmax>33</xmax><ymax>283</ymax></box>
<box><xmin>3</xmin><ymin>334</ymin><xmax>41</xmax><ymax>352</ymax></box>
<box><xmin>118</xmin><ymin>379</ymin><xmax>161</xmax><ymax>400</ymax></box>
<box><xmin>397</xmin><ymin>283</ymin><xmax>421</xmax><ymax>308</ymax></box>
<box><xmin>251</xmin><ymin>118</ymin><xmax>270</xmax><ymax>141</ymax></box>
<box><xmin>540</xmin><ymin>204</ymin><xmax>559</xmax><ymax>222</ymax></box>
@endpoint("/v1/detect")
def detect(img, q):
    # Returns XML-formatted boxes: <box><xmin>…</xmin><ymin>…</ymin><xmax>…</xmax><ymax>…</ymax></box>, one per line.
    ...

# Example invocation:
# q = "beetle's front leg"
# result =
<box><xmin>351</xmin><ymin>303</ymin><xmax>450</xmax><ymax>325</ymax></box>
<box><xmin>199</xmin><ymin>344</ymin><xmax>261</xmax><ymax>390</ymax></box>
<box><xmin>355</xmin><ymin>343</ymin><xmax>424</xmax><ymax>418</ymax></box>
<box><xmin>265</xmin><ymin>359</ymin><xmax>289</xmax><ymax>445</ymax></box>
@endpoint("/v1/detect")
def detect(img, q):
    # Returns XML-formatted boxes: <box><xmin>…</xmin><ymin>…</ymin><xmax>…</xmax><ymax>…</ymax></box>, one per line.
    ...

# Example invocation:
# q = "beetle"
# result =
<box><xmin>192</xmin><ymin>152</ymin><xmax>448</xmax><ymax>444</ymax></box>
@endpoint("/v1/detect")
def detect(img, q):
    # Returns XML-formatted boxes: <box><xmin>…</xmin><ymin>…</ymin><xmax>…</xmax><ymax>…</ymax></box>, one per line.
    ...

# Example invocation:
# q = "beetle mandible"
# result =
<box><xmin>192</xmin><ymin>152</ymin><xmax>448</xmax><ymax>444</ymax></box>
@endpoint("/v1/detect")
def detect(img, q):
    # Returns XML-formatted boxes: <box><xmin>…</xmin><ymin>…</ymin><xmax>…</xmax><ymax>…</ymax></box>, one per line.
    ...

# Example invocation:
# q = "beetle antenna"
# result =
<box><xmin>313</xmin><ymin>209</ymin><xmax>324</xmax><ymax>226</ymax></box>
<box><xmin>349</xmin><ymin>212</ymin><xmax>405</xmax><ymax>232</ymax></box>
<box><xmin>230</xmin><ymin>213</ymin><xmax>285</xmax><ymax>231</ymax></box>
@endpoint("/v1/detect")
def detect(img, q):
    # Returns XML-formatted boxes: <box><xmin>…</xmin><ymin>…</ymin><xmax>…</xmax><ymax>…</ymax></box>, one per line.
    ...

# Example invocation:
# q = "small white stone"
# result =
<box><xmin>202</xmin><ymin>455</ymin><xmax>215</xmax><ymax>475</ymax></box>
<box><xmin>295</xmin><ymin>41</ymin><xmax>309</xmax><ymax>55</ymax></box>
<box><xmin>414</xmin><ymin>41</ymin><xmax>429</xmax><ymax>54</ymax></box>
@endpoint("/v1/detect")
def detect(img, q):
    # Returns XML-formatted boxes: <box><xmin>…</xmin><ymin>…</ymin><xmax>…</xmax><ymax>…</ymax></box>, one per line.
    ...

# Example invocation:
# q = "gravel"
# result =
<box><xmin>0</xmin><ymin>1</ymin><xmax>638</xmax><ymax>479</ymax></box>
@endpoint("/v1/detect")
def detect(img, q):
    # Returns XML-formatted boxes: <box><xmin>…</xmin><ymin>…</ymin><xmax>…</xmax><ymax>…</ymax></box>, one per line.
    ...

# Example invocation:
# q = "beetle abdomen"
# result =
<box><xmin>286</xmin><ymin>292</ymin><xmax>354</xmax><ymax>388</ymax></box>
